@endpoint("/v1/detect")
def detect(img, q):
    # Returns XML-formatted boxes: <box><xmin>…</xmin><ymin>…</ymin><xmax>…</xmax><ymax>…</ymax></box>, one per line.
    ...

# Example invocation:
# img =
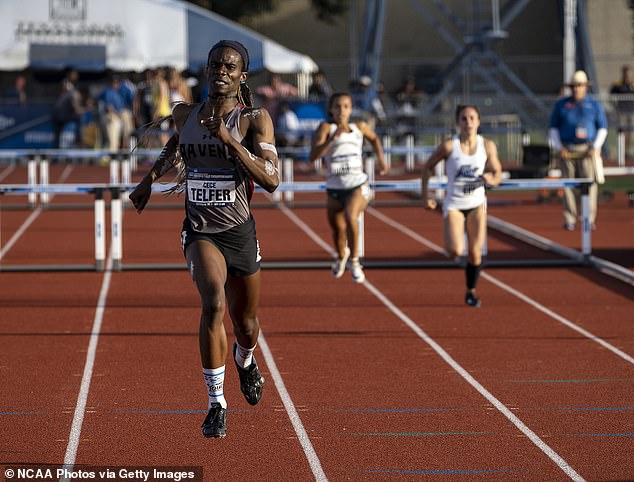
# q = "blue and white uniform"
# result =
<box><xmin>324</xmin><ymin>123</ymin><xmax>368</xmax><ymax>190</ymax></box>
<box><xmin>444</xmin><ymin>135</ymin><xmax>487</xmax><ymax>215</ymax></box>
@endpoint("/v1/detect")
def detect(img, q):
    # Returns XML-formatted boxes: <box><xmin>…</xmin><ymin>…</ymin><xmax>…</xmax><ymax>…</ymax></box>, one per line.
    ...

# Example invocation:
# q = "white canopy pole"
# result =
<box><xmin>563</xmin><ymin>0</ymin><xmax>577</xmax><ymax>88</ymax></box>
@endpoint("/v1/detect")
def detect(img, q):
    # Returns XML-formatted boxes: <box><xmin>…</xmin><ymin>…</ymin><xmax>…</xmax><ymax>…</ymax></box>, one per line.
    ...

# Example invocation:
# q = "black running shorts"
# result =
<box><xmin>180</xmin><ymin>216</ymin><xmax>261</xmax><ymax>277</ymax></box>
<box><xmin>326</xmin><ymin>182</ymin><xmax>369</xmax><ymax>205</ymax></box>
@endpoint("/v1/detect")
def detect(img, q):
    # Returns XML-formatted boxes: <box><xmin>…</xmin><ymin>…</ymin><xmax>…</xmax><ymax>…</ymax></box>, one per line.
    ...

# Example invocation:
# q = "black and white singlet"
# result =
<box><xmin>178</xmin><ymin>104</ymin><xmax>253</xmax><ymax>233</ymax></box>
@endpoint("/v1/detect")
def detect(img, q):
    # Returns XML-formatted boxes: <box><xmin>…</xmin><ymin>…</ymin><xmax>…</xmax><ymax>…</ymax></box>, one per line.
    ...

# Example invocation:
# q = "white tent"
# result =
<box><xmin>0</xmin><ymin>0</ymin><xmax>318</xmax><ymax>78</ymax></box>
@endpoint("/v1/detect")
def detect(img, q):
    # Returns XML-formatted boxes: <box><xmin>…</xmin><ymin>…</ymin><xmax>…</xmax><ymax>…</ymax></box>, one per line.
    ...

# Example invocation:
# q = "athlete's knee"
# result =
<box><xmin>200</xmin><ymin>292</ymin><xmax>226</xmax><ymax>324</ymax></box>
<box><xmin>468</xmin><ymin>251</ymin><xmax>482</xmax><ymax>265</ymax></box>
<box><xmin>344</xmin><ymin>210</ymin><xmax>361</xmax><ymax>227</ymax></box>
<box><xmin>467</xmin><ymin>241</ymin><xmax>483</xmax><ymax>263</ymax></box>
<box><xmin>232</xmin><ymin>312</ymin><xmax>259</xmax><ymax>338</ymax></box>
<box><xmin>445</xmin><ymin>244</ymin><xmax>462</xmax><ymax>259</ymax></box>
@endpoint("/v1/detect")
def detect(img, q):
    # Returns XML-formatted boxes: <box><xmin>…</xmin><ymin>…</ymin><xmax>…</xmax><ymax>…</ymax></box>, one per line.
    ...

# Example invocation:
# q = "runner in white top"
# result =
<box><xmin>310</xmin><ymin>92</ymin><xmax>388</xmax><ymax>283</ymax></box>
<box><xmin>421</xmin><ymin>104</ymin><xmax>502</xmax><ymax>307</ymax></box>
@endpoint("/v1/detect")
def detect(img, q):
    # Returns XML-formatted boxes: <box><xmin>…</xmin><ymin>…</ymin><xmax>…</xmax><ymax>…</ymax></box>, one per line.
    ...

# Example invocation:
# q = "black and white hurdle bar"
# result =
<box><xmin>0</xmin><ymin>178</ymin><xmax>596</xmax><ymax>272</ymax></box>
<box><xmin>0</xmin><ymin>183</ymin><xmax>109</xmax><ymax>271</ymax></box>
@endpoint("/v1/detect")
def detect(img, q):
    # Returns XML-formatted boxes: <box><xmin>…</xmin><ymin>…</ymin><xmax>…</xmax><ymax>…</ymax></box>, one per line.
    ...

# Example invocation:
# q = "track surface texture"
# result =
<box><xmin>1</xmin><ymin>163</ymin><xmax>633</xmax><ymax>481</ymax></box>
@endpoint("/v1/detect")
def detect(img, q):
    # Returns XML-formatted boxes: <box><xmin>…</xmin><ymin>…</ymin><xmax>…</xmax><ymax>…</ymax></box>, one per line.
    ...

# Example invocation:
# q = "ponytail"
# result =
<box><xmin>238</xmin><ymin>82</ymin><xmax>253</xmax><ymax>107</ymax></box>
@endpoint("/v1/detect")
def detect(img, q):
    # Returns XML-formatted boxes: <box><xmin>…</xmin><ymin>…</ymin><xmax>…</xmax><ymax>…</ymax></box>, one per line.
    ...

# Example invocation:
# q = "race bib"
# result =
<box><xmin>187</xmin><ymin>169</ymin><xmax>236</xmax><ymax>206</ymax></box>
<box><xmin>330</xmin><ymin>154</ymin><xmax>362</xmax><ymax>176</ymax></box>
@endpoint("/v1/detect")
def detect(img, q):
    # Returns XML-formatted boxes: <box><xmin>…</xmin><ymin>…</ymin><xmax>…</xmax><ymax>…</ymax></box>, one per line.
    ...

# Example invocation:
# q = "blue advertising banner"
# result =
<box><xmin>0</xmin><ymin>103</ymin><xmax>56</xmax><ymax>149</ymax></box>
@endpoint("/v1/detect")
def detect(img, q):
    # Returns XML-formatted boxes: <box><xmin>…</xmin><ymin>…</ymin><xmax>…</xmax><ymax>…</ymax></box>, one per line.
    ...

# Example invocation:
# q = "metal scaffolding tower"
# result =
<box><xmin>357</xmin><ymin>0</ymin><xmax>597</xmax><ymax>128</ymax></box>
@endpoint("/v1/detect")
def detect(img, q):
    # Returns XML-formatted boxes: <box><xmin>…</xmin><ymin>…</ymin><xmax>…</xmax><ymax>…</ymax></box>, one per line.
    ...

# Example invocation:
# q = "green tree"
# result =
<box><xmin>185</xmin><ymin>0</ymin><xmax>350</xmax><ymax>23</ymax></box>
<box><xmin>310</xmin><ymin>0</ymin><xmax>350</xmax><ymax>23</ymax></box>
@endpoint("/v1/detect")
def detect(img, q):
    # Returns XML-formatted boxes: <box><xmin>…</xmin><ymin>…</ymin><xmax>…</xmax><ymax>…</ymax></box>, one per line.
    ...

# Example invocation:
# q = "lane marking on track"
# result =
<box><xmin>62</xmin><ymin>250</ymin><xmax>113</xmax><ymax>475</ymax></box>
<box><xmin>368</xmin><ymin>207</ymin><xmax>634</xmax><ymax>367</ymax></box>
<box><xmin>4</xmin><ymin>163</ymin><xmax>103</xmax><ymax>477</ymax></box>
<box><xmin>357</xmin><ymin>469</ymin><xmax>527</xmax><ymax>475</ymax></box>
<box><xmin>0</xmin><ymin>164</ymin><xmax>74</xmax><ymax>260</ymax></box>
<box><xmin>481</xmin><ymin>273</ymin><xmax>634</xmax><ymax>365</ymax></box>
<box><xmin>0</xmin><ymin>163</ymin><xmax>16</xmax><ymax>182</ymax></box>
<box><xmin>257</xmin><ymin>331</ymin><xmax>328</xmax><ymax>482</ymax></box>
<box><xmin>261</xmin><ymin>201</ymin><xmax>328</xmax><ymax>481</ymax></box>
<box><xmin>279</xmin><ymin>203</ymin><xmax>585</xmax><ymax>482</ymax></box>
<box><xmin>277</xmin><ymin>203</ymin><xmax>335</xmax><ymax>256</ymax></box>
<box><xmin>361</xmin><ymin>279</ymin><xmax>584</xmax><ymax>481</ymax></box>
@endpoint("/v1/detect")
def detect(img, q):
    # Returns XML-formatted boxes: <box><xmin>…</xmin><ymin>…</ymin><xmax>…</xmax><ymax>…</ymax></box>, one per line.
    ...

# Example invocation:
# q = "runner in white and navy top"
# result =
<box><xmin>309</xmin><ymin>92</ymin><xmax>388</xmax><ymax>283</ymax></box>
<box><xmin>129</xmin><ymin>40</ymin><xmax>278</xmax><ymax>439</ymax></box>
<box><xmin>421</xmin><ymin>104</ymin><xmax>502</xmax><ymax>307</ymax></box>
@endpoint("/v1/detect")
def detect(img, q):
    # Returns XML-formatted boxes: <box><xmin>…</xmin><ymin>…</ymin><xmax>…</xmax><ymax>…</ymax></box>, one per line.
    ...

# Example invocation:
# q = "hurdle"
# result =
<box><xmin>0</xmin><ymin>183</ymin><xmax>110</xmax><ymax>272</ymax></box>
<box><xmin>104</xmin><ymin>177</ymin><xmax>595</xmax><ymax>271</ymax></box>
<box><xmin>616</xmin><ymin>126</ymin><xmax>633</xmax><ymax>167</ymax></box>
<box><xmin>1</xmin><ymin>173</ymin><xmax>599</xmax><ymax>272</ymax></box>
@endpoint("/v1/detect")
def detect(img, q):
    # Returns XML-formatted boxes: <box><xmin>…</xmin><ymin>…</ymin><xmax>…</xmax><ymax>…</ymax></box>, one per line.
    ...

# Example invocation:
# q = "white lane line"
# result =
<box><xmin>277</xmin><ymin>202</ymin><xmax>335</xmax><ymax>256</ymax></box>
<box><xmin>62</xmin><ymin>251</ymin><xmax>113</xmax><ymax>472</ymax></box>
<box><xmin>258</xmin><ymin>331</ymin><xmax>328</xmax><ymax>482</ymax></box>
<box><xmin>367</xmin><ymin>207</ymin><xmax>446</xmax><ymax>255</ymax></box>
<box><xmin>368</xmin><ymin>207</ymin><xmax>634</xmax><ymax>367</ymax></box>
<box><xmin>0</xmin><ymin>163</ymin><xmax>16</xmax><ymax>182</ymax></box>
<box><xmin>261</xmin><ymin>199</ymin><xmax>328</xmax><ymax>480</ymax></box>
<box><xmin>0</xmin><ymin>164</ymin><xmax>74</xmax><ymax>260</ymax></box>
<box><xmin>481</xmin><ymin>272</ymin><xmax>634</xmax><ymax>365</ymax></box>
<box><xmin>279</xmin><ymin>205</ymin><xmax>585</xmax><ymax>482</ymax></box>
<box><xmin>0</xmin><ymin>207</ymin><xmax>42</xmax><ymax>260</ymax></box>
<box><xmin>362</xmin><ymin>279</ymin><xmax>584</xmax><ymax>482</ymax></box>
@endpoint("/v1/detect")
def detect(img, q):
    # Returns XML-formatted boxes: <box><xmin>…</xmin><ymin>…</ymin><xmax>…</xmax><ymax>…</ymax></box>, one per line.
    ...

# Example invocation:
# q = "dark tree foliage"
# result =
<box><xmin>310</xmin><ymin>0</ymin><xmax>351</xmax><ymax>23</ymax></box>
<box><xmin>186</xmin><ymin>0</ymin><xmax>275</xmax><ymax>21</ymax></box>
<box><xmin>185</xmin><ymin>0</ymin><xmax>350</xmax><ymax>23</ymax></box>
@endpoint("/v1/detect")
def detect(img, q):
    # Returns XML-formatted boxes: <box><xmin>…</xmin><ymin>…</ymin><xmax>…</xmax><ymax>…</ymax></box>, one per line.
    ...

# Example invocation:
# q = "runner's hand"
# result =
<box><xmin>423</xmin><ymin>198</ymin><xmax>437</xmax><ymax>210</ymax></box>
<box><xmin>200</xmin><ymin>116</ymin><xmax>233</xmax><ymax>145</ymax></box>
<box><xmin>129</xmin><ymin>175</ymin><xmax>153</xmax><ymax>213</ymax></box>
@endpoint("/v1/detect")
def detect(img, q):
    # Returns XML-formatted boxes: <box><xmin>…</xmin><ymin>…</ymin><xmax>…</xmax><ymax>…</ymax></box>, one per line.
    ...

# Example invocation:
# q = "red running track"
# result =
<box><xmin>1</xmin><ymin>163</ymin><xmax>633</xmax><ymax>481</ymax></box>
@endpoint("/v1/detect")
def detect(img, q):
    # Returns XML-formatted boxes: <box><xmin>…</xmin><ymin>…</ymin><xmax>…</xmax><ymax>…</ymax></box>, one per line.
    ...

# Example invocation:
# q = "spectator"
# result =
<box><xmin>167</xmin><ymin>67</ymin><xmax>193</xmax><ymax>105</ymax></box>
<box><xmin>51</xmin><ymin>75</ymin><xmax>83</xmax><ymax>148</ymax></box>
<box><xmin>153</xmin><ymin>67</ymin><xmax>172</xmax><ymax>119</ymax></box>
<box><xmin>255</xmin><ymin>72</ymin><xmax>298</xmax><ymax>126</ymax></box>
<box><xmin>275</xmin><ymin>101</ymin><xmax>302</xmax><ymax>147</ymax></box>
<box><xmin>4</xmin><ymin>74</ymin><xmax>28</xmax><ymax>104</ymax></box>
<box><xmin>79</xmin><ymin>90</ymin><xmax>101</xmax><ymax>149</ymax></box>
<box><xmin>394</xmin><ymin>75</ymin><xmax>425</xmax><ymax>135</ymax></box>
<box><xmin>548</xmin><ymin>70</ymin><xmax>608</xmax><ymax>231</ymax></box>
<box><xmin>610</xmin><ymin>65</ymin><xmax>634</xmax><ymax>157</ymax></box>
<box><xmin>98</xmin><ymin>75</ymin><xmax>125</xmax><ymax>152</ymax></box>
<box><xmin>350</xmin><ymin>75</ymin><xmax>387</xmax><ymax>127</ymax></box>
<box><xmin>117</xmin><ymin>74</ymin><xmax>136</xmax><ymax>149</ymax></box>
<box><xmin>133</xmin><ymin>69</ymin><xmax>166</xmax><ymax>148</ymax></box>
<box><xmin>308</xmin><ymin>70</ymin><xmax>333</xmax><ymax>100</ymax></box>
<box><xmin>153</xmin><ymin>67</ymin><xmax>173</xmax><ymax>144</ymax></box>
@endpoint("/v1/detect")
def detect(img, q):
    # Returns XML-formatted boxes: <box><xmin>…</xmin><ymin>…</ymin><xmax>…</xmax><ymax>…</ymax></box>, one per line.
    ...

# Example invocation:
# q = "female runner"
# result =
<box><xmin>421</xmin><ymin>104</ymin><xmax>502</xmax><ymax>307</ymax></box>
<box><xmin>309</xmin><ymin>92</ymin><xmax>388</xmax><ymax>283</ymax></box>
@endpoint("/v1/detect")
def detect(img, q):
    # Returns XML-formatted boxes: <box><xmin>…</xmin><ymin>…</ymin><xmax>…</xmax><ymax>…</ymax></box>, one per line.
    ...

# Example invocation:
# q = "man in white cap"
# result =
<box><xmin>548</xmin><ymin>70</ymin><xmax>608</xmax><ymax>230</ymax></box>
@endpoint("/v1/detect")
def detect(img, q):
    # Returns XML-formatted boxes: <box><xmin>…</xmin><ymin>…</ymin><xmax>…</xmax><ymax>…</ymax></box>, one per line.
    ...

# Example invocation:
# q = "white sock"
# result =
<box><xmin>202</xmin><ymin>366</ymin><xmax>226</xmax><ymax>409</ymax></box>
<box><xmin>234</xmin><ymin>342</ymin><xmax>255</xmax><ymax>369</ymax></box>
